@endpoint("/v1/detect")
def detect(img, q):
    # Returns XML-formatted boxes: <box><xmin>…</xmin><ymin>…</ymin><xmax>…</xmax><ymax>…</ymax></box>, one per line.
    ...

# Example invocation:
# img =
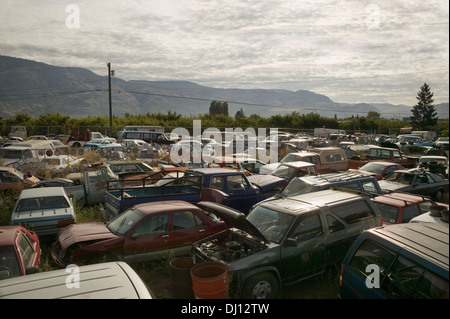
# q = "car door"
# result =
<box><xmin>122</xmin><ymin>212</ymin><xmax>170</xmax><ymax>263</ymax></box>
<box><xmin>166</xmin><ymin>209</ymin><xmax>212</xmax><ymax>257</ymax></box>
<box><xmin>279</xmin><ymin>211</ymin><xmax>326</xmax><ymax>282</ymax></box>
<box><xmin>221</xmin><ymin>174</ymin><xmax>256</xmax><ymax>211</ymax></box>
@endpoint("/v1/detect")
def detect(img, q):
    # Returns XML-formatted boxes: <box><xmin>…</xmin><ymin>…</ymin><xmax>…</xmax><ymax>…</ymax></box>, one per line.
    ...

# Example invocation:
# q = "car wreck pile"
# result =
<box><xmin>0</xmin><ymin>128</ymin><xmax>448</xmax><ymax>299</ymax></box>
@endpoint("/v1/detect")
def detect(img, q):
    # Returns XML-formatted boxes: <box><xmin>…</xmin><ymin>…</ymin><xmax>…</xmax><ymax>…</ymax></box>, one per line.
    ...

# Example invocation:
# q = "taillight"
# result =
<box><xmin>339</xmin><ymin>265</ymin><xmax>344</xmax><ymax>286</ymax></box>
<box><xmin>58</xmin><ymin>219</ymin><xmax>76</xmax><ymax>228</ymax></box>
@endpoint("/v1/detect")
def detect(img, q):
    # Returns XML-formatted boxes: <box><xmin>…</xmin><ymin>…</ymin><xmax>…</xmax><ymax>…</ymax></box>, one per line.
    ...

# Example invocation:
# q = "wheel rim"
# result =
<box><xmin>252</xmin><ymin>280</ymin><xmax>272</xmax><ymax>299</ymax></box>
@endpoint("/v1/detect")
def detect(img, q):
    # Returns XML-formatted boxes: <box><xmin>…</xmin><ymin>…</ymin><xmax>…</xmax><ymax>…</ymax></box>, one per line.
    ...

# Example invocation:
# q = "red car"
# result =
<box><xmin>371</xmin><ymin>192</ymin><xmax>449</xmax><ymax>224</ymax></box>
<box><xmin>0</xmin><ymin>226</ymin><xmax>41</xmax><ymax>280</ymax></box>
<box><xmin>348</xmin><ymin>161</ymin><xmax>405</xmax><ymax>180</ymax></box>
<box><xmin>51</xmin><ymin>200</ymin><xmax>227</xmax><ymax>267</ymax></box>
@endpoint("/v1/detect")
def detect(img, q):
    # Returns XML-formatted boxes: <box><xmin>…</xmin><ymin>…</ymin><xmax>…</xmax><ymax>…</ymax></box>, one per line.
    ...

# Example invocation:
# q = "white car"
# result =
<box><xmin>10</xmin><ymin>187</ymin><xmax>76</xmax><ymax>237</ymax></box>
<box><xmin>40</xmin><ymin>155</ymin><xmax>86</xmax><ymax>174</ymax></box>
<box><xmin>436</xmin><ymin>136</ymin><xmax>449</xmax><ymax>149</ymax></box>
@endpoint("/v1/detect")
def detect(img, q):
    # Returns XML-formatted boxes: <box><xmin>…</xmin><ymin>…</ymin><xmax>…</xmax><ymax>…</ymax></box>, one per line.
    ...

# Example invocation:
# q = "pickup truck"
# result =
<box><xmin>347</xmin><ymin>145</ymin><xmax>417</xmax><ymax>169</ymax></box>
<box><xmin>104</xmin><ymin>168</ymin><xmax>286</xmax><ymax>216</ymax></box>
<box><xmin>31</xmin><ymin>163</ymin><xmax>120</xmax><ymax>206</ymax></box>
<box><xmin>260</xmin><ymin>147</ymin><xmax>348</xmax><ymax>174</ymax></box>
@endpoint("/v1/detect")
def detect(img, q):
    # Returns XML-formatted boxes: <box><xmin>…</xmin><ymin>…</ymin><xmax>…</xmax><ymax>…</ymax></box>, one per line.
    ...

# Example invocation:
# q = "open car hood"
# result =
<box><xmin>197</xmin><ymin>201</ymin><xmax>269</xmax><ymax>244</ymax></box>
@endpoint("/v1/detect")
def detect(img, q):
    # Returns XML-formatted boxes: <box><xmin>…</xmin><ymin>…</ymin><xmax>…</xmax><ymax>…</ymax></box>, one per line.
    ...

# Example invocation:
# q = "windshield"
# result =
<box><xmin>359</xmin><ymin>162</ymin><xmax>386</xmax><ymax>174</ymax></box>
<box><xmin>247</xmin><ymin>206</ymin><xmax>295</xmax><ymax>243</ymax></box>
<box><xmin>107</xmin><ymin>207</ymin><xmax>146</xmax><ymax>236</ymax></box>
<box><xmin>280</xmin><ymin>177</ymin><xmax>314</xmax><ymax>197</ymax></box>
<box><xmin>272</xmin><ymin>164</ymin><xmax>295</xmax><ymax>179</ymax></box>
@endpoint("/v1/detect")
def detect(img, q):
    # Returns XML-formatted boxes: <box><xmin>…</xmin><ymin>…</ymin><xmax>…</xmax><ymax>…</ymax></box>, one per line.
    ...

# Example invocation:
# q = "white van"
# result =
<box><xmin>0</xmin><ymin>261</ymin><xmax>154</xmax><ymax>299</ymax></box>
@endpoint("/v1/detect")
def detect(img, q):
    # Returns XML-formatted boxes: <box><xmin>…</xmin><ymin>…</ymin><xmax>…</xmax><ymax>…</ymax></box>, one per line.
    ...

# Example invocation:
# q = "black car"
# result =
<box><xmin>378</xmin><ymin>168</ymin><xmax>449</xmax><ymax>202</ymax></box>
<box><xmin>192</xmin><ymin>189</ymin><xmax>383</xmax><ymax>299</ymax></box>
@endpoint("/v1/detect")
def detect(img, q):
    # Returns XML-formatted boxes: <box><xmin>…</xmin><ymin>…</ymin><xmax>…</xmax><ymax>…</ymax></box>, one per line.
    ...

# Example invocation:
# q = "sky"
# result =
<box><xmin>1</xmin><ymin>0</ymin><xmax>449</xmax><ymax>106</ymax></box>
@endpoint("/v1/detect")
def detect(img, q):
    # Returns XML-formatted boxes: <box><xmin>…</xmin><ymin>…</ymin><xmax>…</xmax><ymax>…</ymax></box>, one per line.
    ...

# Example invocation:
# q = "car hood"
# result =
<box><xmin>197</xmin><ymin>201</ymin><xmax>269</xmax><ymax>244</ymax></box>
<box><xmin>246</xmin><ymin>174</ymin><xmax>286</xmax><ymax>191</ymax></box>
<box><xmin>259</xmin><ymin>163</ymin><xmax>280</xmax><ymax>174</ymax></box>
<box><xmin>57</xmin><ymin>222</ymin><xmax>118</xmax><ymax>250</ymax></box>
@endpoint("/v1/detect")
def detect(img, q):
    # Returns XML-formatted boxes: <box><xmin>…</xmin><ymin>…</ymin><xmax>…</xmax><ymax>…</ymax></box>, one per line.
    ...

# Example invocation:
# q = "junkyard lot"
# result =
<box><xmin>138</xmin><ymin>190</ymin><xmax>449</xmax><ymax>299</ymax></box>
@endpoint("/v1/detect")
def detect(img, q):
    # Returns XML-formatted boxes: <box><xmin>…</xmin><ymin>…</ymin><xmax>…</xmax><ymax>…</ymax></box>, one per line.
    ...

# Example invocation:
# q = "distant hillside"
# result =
<box><xmin>0</xmin><ymin>55</ymin><xmax>448</xmax><ymax>119</ymax></box>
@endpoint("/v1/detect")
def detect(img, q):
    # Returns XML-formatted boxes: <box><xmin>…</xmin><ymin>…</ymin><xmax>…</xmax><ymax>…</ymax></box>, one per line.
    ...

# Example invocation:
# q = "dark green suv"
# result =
<box><xmin>192</xmin><ymin>188</ymin><xmax>383</xmax><ymax>299</ymax></box>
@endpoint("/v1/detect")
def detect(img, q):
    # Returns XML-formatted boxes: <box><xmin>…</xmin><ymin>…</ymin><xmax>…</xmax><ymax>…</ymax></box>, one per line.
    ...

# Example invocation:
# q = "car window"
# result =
<box><xmin>338</xmin><ymin>182</ymin><xmax>360</xmax><ymax>191</ymax></box>
<box><xmin>210</xmin><ymin>176</ymin><xmax>225</xmax><ymax>190</ymax></box>
<box><xmin>0</xmin><ymin>246</ymin><xmax>22</xmax><ymax>278</ymax></box>
<box><xmin>330</xmin><ymin>200</ymin><xmax>375</xmax><ymax>224</ymax></box>
<box><xmin>349</xmin><ymin>240</ymin><xmax>396</xmax><ymax>283</ymax></box>
<box><xmin>381</xmin><ymin>255</ymin><xmax>449</xmax><ymax>299</ymax></box>
<box><xmin>133</xmin><ymin>213</ymin><xmax>169</xmax><ymax>236</ymax></box>
<box><xmin>402</xmin><ymin>205</ymin><xmax>420</xmax><ymax>223</ymax></box>
<box><xmin>418</xmin><ymin>200</ymin><xmax>434</xmax><ymax>213</ymax></box>
<box><xmin>18</xmin><ymin>233</ymin><xmax>35</xmax><ymax>268</ymax></box>
<box><xmin>289</xmin><ymin>212</ymin><xmax>323</xmax><ymax>242</ymax></box>
<box><xmin>361</xmin><ymin>181</ymin><xmax>379</xmax><ymax>193</ymax></box>
<box><xmin>326</xmin><ymin>214</ymin><xmax>345</xmax><ymax>233</ymax></box>
<box><xmin>373</xmin><ymin>202</ymin><xmax>399</xmax><ymax>224</ymax></box>
<box><xmin>172</xmin><ymin>211</ymin><xmax>203</xmax><ymax>230</ymax></box>
<box><xmin>226</xmin><ymin>175</ymin><xmax>247</xmax><ymax>190</ymax></box>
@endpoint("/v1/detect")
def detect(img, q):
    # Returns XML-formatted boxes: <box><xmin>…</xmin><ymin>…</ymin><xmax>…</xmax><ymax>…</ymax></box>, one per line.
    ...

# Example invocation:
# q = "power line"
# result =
<box><xmin>0</xmin><ymin>89</ymin><xmax>107</xmax><ymax>102</ymax></box>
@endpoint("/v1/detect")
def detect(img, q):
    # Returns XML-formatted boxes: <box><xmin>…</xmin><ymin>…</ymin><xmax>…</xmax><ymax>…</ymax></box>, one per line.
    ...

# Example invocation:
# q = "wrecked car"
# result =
<box><xmin>191</xmin><ymin>188</ymin><xmax>383</xmax><ymax>299</ymax></box>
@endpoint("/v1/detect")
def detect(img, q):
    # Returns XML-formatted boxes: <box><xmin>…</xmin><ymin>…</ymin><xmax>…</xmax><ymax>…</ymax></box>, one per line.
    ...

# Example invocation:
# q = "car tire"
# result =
<box><xmin>243</xmin><ymin>272</ymin><xmax>278</xmax><ymax>299</ymax></box>
<box><xmin>88</xmin><ymin>252</ymin><xmax>118</xmax><ymax>264</ymax></box>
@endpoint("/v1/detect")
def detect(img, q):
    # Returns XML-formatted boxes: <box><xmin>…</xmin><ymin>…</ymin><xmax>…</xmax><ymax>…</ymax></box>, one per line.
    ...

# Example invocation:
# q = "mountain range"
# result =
<box><xmin>0</xmin><ymin>55</ymin><xmax>448</xmax><ymax>119</ymax></box>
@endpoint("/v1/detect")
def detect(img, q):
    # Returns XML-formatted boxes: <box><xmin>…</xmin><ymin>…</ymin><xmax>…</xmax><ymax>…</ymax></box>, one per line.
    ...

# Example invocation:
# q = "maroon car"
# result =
<box><xmin>347</xmin><ymin>161</ymin><xmax>405</xmax><ymax>180</ymax></box>
<box><xmin>0</xmin><ymin>226</ymin><xmax>41</xmax><ymax>280</ymax></box>
<box><xmin>51</xmin><ymin>200</ymin><xmax>227</xmax><ymax>267</ymax></box>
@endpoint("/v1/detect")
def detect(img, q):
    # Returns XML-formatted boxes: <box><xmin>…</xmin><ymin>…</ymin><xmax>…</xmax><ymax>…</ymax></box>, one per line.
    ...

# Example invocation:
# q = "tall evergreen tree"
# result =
<box><xmin>410</xmin><ymin>83</ymin><xmax>438</xmax><ymax>130</ymax></box>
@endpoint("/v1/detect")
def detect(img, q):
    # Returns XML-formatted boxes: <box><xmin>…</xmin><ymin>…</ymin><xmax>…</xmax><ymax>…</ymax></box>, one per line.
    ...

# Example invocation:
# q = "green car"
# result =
<box><xmin>192</xmin><ymin>188</ymin><xmax>383</xmax><ymax>299</ymax></box>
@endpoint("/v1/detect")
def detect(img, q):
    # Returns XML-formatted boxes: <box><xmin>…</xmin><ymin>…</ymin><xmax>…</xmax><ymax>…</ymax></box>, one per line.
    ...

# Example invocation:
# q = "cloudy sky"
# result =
<box><xmin>1</xmin><ymin>0</ymin><xmax>448</xmax><ymax>106</ymax></box>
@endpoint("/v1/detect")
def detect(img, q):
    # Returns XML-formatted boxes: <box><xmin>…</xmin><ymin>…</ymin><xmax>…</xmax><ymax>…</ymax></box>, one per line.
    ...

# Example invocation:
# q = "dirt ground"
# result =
<box><xmin>132</xmin><ymin>259</ymin><xmax>340</xmax><ymax>299</ymax></box>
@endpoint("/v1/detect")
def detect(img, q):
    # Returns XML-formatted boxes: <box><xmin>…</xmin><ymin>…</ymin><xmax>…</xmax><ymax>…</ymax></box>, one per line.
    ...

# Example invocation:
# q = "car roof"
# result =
<box><xmin>260</xmin><ymin>188</ymin><xmax>368</xmax><ymax>216</ymax></box>
<box><xmin>367</xmin><ymin>223</ymin><xmax>449</xmax><ymax>270</ymax></box>
<box><xmin>279</xmin><ymin>161</ymin><xmax>317</xmax><ymax>168</ymax></box>
<box><xmin>18</xmin><ymin>186</ymin><xmax>67</xmax><ymax>198</ymax></box>
<box><xmin>297</xmin><ymin>172</ymin><xmax>375</xmax><ymax>185</ymax></box>
<box><xmin>134</xmin><ymin>200</ymin><xmax>198</xmax><ymax>214</ymax></box>
<box><xmin>0</xmin><ymin>226</ymin><xmax>21</xmax><ymax>246</ymax></box>
<box><xmin>0</xmin><ymin>261</ymin><xmax>153</xmax><ymax>299</ymax></box>
<box><xmin>371</xmin><ymin>192</ymin><xmax>435</xmax><ymax>206</ymax></box>
<box><xmin>187</xmin><ymin>167</ymin><xmax>244</xmax><ymax>175</ymax></box>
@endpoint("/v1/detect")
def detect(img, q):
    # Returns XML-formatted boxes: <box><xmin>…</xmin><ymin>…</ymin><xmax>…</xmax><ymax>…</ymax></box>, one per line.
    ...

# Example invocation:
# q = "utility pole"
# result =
<box><xmin>107</xmin><ymin>62</ymin><xmax>113</xmax><ymax>136</ymax></box>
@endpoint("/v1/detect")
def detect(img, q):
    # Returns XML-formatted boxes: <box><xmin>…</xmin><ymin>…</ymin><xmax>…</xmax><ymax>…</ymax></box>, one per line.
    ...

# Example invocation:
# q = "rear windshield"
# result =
<box><xmin>16</xmin><ymin>196</ymin><xmax>70</xmax><ymax>212</ymax></box>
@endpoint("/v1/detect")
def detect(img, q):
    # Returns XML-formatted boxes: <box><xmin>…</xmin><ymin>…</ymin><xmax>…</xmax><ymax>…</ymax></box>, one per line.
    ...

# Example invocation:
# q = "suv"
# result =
<box><xmin>269</xmin><ymin>172</ymin><xmax>382</xmax><ymax>203</ymax></box>
<box><xmin>371</xmin><ymin>192</ymin><xmax>447</xmax><ymax>225</ymax></box>
<box><xmin>339</xmin><ymin>223</ymin><xmax>449</xmax><ymax>299</ymax></box>
<box><xmin>192</xmin><ymin>189</ymin><xmax>382</xmax><ymax>299</ymax></box>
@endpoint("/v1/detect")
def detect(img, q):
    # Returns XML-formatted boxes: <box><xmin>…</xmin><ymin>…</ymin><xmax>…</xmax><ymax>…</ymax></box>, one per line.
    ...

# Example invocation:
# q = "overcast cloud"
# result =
<box><xmin>1</xmin><ymin>0</ymin><xmax>448</xmax><ymax>105</ymax></box>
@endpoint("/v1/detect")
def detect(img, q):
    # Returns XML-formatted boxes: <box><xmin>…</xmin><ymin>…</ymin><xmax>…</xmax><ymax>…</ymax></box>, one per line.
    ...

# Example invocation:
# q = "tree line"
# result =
<box><xmin>1</xmin><ymin>83</ymin><xmax>448</xmax><ymax>138</ymax></box>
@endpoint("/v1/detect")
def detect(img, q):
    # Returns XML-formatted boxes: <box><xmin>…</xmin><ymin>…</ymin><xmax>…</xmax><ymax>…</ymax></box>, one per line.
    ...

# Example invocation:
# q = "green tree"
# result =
<box><xmin>410</xmin><ymin>83</ymin><xmax>438</xmax><ymax>130</ymax></box>
<box><xmin>234</xmin><ymin>108</ymin><xmax>245</xmax><ymax>120</ymax></box>
<box><xmin>209</xmin><ymin>101</ymin><xmax>229</xmax><ymax>116</ymax></box>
